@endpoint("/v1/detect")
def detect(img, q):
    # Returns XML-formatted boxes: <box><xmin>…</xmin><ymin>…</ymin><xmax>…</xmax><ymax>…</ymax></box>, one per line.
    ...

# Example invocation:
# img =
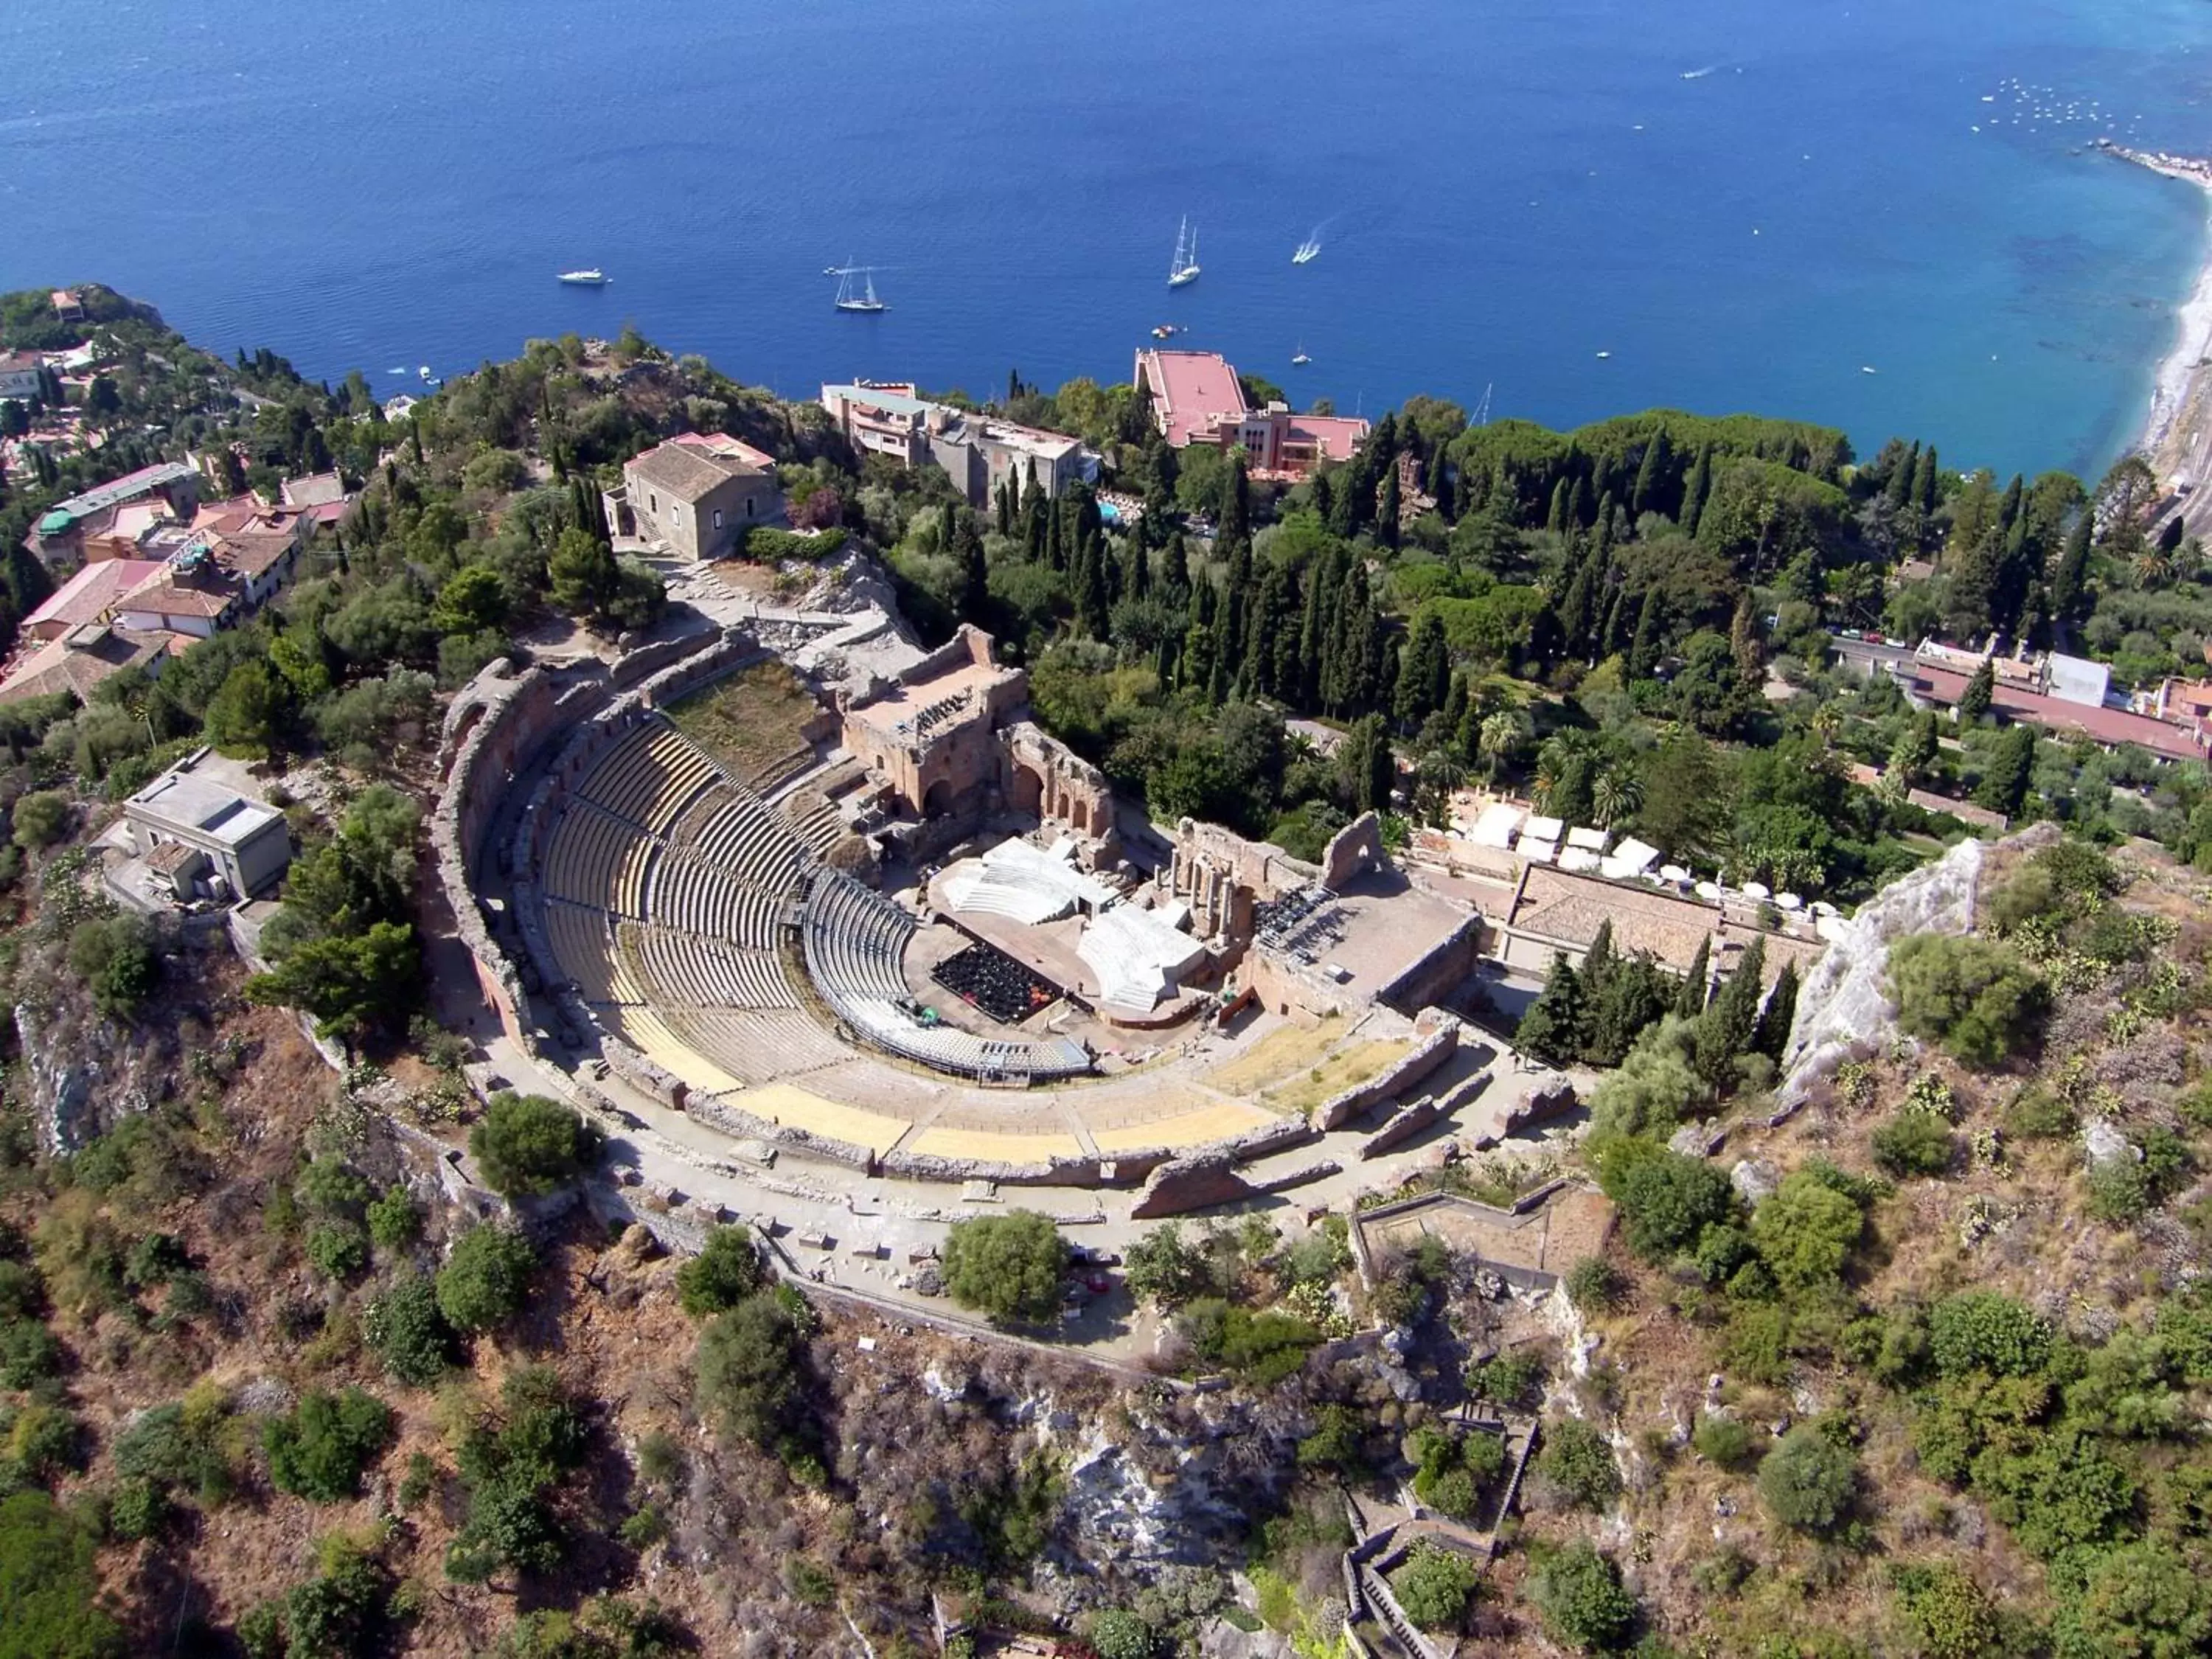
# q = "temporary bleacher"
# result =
<box><xmin>802</xmin><ymin>870</ymin><xmax>1091</xmax><ymax>1080</ymax></box>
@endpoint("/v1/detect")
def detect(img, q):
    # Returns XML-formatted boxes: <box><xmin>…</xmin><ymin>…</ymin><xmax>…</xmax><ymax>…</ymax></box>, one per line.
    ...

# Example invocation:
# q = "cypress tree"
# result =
<box><xmin>1630</xmin><ymin>430</ymin><xmax>1671</xmax><ymax>519</ymax></box>
<box><xmin>1514</xmin><ymin>953</ymin><xmax>1586</xmax><ymax>1067</ymax></box>
<box><xmin>1753</xmin><ymin>959</ymin><xmax>1798</xmax><ymax>1061</ymax></box>
<box><xmin>1395</xmin><ymin>610</ymin><xmax>1450</xmax><ymax>727</ymax></box>
<box><xmin>1976</xmin><ymin>724</ymin><xmax>2036</xmax><ymax>819</ymax></box>
<box><xmin>1958</xmin><ymin>658</ymin><xmax>1995</xmax><ymax>723</ymax></box>
<box><xmin>2048</xmin><ymin>512</ymin><xmax>2093</xmax><ymax>622</ymax></box>
<box><xmin>1441</xmin><ymin>671</ymin><xmax>1470</xmax><ymax>735</ymax></box>
<box><xmin>1045</xmin><ymin>500</ymin><xmax>1065</xmax><ymax>570</ymax></box>
<box><xmin>1126</xmin><ymin>535</ymin><xmax>1150</xmax><ymax>601</ymax></box>
<box><xmin>1079</xmin><ymin>535</ymin><xmax>1110</xmax><ymax>638</ymax></box>
<box><xmin>1581</xmin><ymin>919</ymin><xmax>1616</xmax><ymax>1001</ymax></box>
<box><xmin>1566</xmin><ymin>476</ymin><xmax>1590</xmax><ymax>531</ymax></box>
<box><xmin>1628</xmin><ymin>586</ymin><xmax>1663</xmax><ymax>679</ymax></box>
<box><xmin>408</xmin><ymin>415</ymin><xmax>425</xmax><ymax>467</ymax></box>
<box><xmin>1164</xmin><ymin>532</ymin><xmax>1190</xmax><ymax>603</ymax></box>
<box><xmin>1680</xmin><ymin>442</ymin><xmax>1713</xmax><ymax>537</ymax></box>
<box><xmin>1223</xmin><ymin>538</ymin><xmax>1253</xmax><ymax>672</ymax></box>
<box><xmin>1378</xmin><ymin>464</ymin><xmax>1402</xmax><ymax>548</ymax></box>
<box><xmin>959</xmin><ymin>523</ymin><xmax>988</xmax><ymax>622</ymax></box>
<box><xmin>1548</xmin><ymin>478</ymin><xmax>1571</xmax><ymax>536</ymax></box>
<box><xmin>1730</xmin><ymin>592</ymin><xmax>1763</xmax><ymax>679</ymax></box>
<box><xmin>1222</xmin><ymin>456</ymin><xmax>1251</xmax><ymax>546</ymax></box>
<box><xmin>1312</xmin><ymin>468</ymin><xmax>1335</xmax><ymax>528</ymax></box>
<box><xmin>1695</xmin><ymin>934</ymin><xmax>1765</xmax><ymax>1085</ymax></box>
<box><xmin>1598</xmin><ymin>585</ymin><xmax>1628</xmax><ymax>660</ymax></box>
<box><xmin>1913</xmin><ymin>446</ymin><xmax>1940</xmax><ymax>515</ymax></box>
<box><xmin>1558</xmin><ymin>561</ymin><xmax>1597</xmax><ymax>657</ymax></box>
<box><xmin>1676</xmin><ymin>935</ymin><xmax>1712</xmax><ymax>1017</ymax></box>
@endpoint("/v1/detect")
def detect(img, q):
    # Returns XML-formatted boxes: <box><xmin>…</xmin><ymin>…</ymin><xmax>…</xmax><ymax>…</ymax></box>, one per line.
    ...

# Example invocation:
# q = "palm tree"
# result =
<box><xmin>1808</xmin><ymin>706</ymin><xmax>1842</xmax><ymax>751</ymax></box>
<box><xmin>1592</xmin><ymin>766</ymin><xmax>1644</xmax><ymax>830</ymax></box>
<box><xmin>1476</xmin><ymin>710</ymin><xmax>1523</xmax><ymax>783</ymax></box>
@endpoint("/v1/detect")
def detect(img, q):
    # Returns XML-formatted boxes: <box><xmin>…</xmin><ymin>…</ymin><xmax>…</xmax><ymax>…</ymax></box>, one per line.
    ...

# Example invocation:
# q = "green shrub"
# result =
<box><xmin>262</xmin><ymin>1388</ymin><xmax>394</xmax><ymax>1502</ymax></box>
<box><xmin>2005</xmin><ymin>1085</ymin><xmax>2075</xmax><ymax>1141</ymax></box>
<box><xmin>1750</xmin><ymin>1172</ymin><xmax>1865</xmax><ymax>1291</ymax></box>
<box><xmin>1565</xmin><ymin>1255</ymin><xmax>1627</xmax><ymax>1313</ymax></box>
<box><xmin>1465</xmin><ymin>1349</ymin><xmax>1545</xmax><ymax>1409</ymax></box>
<box><xmin>1530</xmin><ymin>1539</ymin><xmax>1638</xmax><ymax>1652</ymax></box>
<box><xmin>695</xmin><ymin>1291</ymin><xmax>804</xmax><ymax>1447</ymax></box>
<box><xmin>1930</xmin><ymin>1292</ymin><xmax>2050</xmax><ymax>1379</ymax></box>
<box><xmin>1889</xmin><ymin>1561</ymin><xmax>2000</xmax><ymax>1659</ymax></box>
<box><xmin>435</xmin><ymin>1224</ymin><xmax>537</xmax><ymax>1334</ymax></box>
<box><xmin>364</xmin><ymin>1271</ymin><xmax>455</xmax><ymax>1385</ymax></box>
<box><xmin>675</xmin><ymin>1225</ymin><xmax>765</xmax><ymax>1318</ymax></box>
<box><xmin>635</xmin><ymin>1430</ymin><xmax>685</xmax><ymax>1489</ymax></box>
<box><xmin>305</xmin><ymin>1222</ymin><xmax>369</xmax><ymax>1281</ymax></box>
<box><xmin>5</xmin><ymin>1405</ymin><xmax>80</xmax><ymax>1484</ymax></box>
<box><xmin>1175</xmin><ymin>1299</ymin><xmax>1318</xmax><ymax>1385</ymax></box>
<box><xmin>0</xmin><ymin>1320</ymin><xmax>60</xmax><ymax>1390</ymax></box>
<box><xmin>1872</xmin><ymin>1110</ymin><xmax>1955</xmax><ymax>1178</ymax></box>
<box><xmin>2048</xmin><ymin>1537</ymin><xmax>2212</xmax><ymax>1659</ymax></box>
<box><xmin>1536</xmin><ymin>1418</ymin><xmax>1621</xmax><ymax>1511</ymax></box>
<box><xmin>1888</xmin><ymin>934</ymin><xmax>2048</xmax><ymax>1068</ymax></box>
<box><xmin>1088</xmin><ymin>1607</ymin><xmax>1156</xmax><ymax>1659</ymax></box>
<box><xmin>0</xmin><ymin>1262</ymin><xmax>41</xmax><ymax>1324</ymax></box>
<box><xmin>10</xmin><ymin>790</ymin><xmax>71</xmax><ymax>851</ymax></box>
<box><xmin>66</xmin><ymin>915</ymin><xmax>159</xmax><ymax>1019</ymax></box>
<box><xmin>941</xmin><ymin>1211</ymin><xmax>1067</xmax><ymax>1325</ymax></box>
<box><xmin>297</xmin><ymin>1157</ymin><xmax>372</xmax><ymax>1217</ymax></box>
<box><xmin>365</xmin><ymin>1186</ymin><xmax>422</xmax><ymax>1250</ymax></box>
<box><xmin>0</xmin><ymin>1490</ymin><xmax>125</xmax><ymax>1657</ymax></box>
<box><xmin>1756</xmin><ymin>1426</ymin><xmax>1857</xmax><ymax>1534</ymax></box>
<box><xmin>1692</xmin><ymin>1415</ymin><xmax>1758</xmax><ymax>1470</ymax></box>
<box><xmin>1295</xmin><ymin>1404</ymin><xmax>1366</xmax><ymax>1475</ymax></box>
<box><xmin>103</xmin><ymin>1478</ymin><xmax>167</xmax><ymax>1543</ymax></box>
<box><xmin>467</xmin><ymin>1092</ymin><xmax>600</xmax><ymax>1197</ymax></box>
<box><xmin>1596</xmin><ymin>1141</ymin><xmax>1739</xmax><ymax>1262</ymax></box>
<box><xmin>1389</xmin><ymin>1541</ymin><xmax>1483</xmax><ymax>1632</ymax></box>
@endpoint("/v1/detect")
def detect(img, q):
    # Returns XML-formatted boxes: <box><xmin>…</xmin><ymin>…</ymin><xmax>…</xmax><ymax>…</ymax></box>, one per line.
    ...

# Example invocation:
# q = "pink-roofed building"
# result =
<box><xmin>1132</xmin><ymin>348</ymin><xmax>1368</xmax><ymax>479</ymax></box>
<box><xmin>21</xmin><ymin>557</ymin><xmax>167</xmax><ymax>642</ymax></box>
<box><xmin>1899</xmin><ymin>660</ymin><xmax>2208</xmax><ymax>763</ymax></box>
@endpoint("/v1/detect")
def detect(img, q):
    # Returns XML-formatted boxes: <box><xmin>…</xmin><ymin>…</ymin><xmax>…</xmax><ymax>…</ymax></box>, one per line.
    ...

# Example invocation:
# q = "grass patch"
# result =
<box><xmin>1204</xmin><ymin>1018</ymin><xmax>1353</xmax><ymax>1095</ymax></box>
<box><xmin>1259</xmin><ymin>1040</ymin><xmax>1407</xmax><ymax>1116</ymax></box>
<box><xmin>665</xmin><ymin>661</ymin><xmax>824</xmax><ymax>788</ymax></box>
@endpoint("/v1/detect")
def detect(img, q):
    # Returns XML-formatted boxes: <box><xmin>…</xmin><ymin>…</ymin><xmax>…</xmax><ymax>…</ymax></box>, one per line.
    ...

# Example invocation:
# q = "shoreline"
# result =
<box><xmin>2107</xmin><ymin>142</ymin><xmax>2212</xmax><ymax>470</ymax></box>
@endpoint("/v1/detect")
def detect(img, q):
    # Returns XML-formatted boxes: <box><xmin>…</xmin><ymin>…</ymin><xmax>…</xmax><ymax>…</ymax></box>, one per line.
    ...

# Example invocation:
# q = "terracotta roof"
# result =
<box><xmin>626</xmin><ymin>439</ymin><xmax>764</xmax><ymax>502</ymax></box>
<box><xmin>213</xmin><ymin>529</ymin><xmax>298</xmax><ymax>580</ymax></box>
<box><xmin>277</xmin><ymin>470</ymin><xmax>347</xmax><ymax>509</ymax></box>
<box><xmin>1511</xmin><ymin>863</ymin><xmax>1718</xmax><ymax>972</ymax></box>
<box><xmin>0</xmin><ymin>626</ymin><xmax>171</xmax><ymax>705</ymax></box>
<box><xmin>671</xmin><ymin>431</ymin><xmax>778</xmax><ymax>470</ymax></box>
<box><xmin>1907</xmin><ymin>664</ymin><xmax>2207</xmax><ymax>762</ymax></box>
<box><xmin>22</xmin><ymin>557</ymin><xmax>167</xmax><ymax>634</ymax></box>
<box><xmin>119</xmin><ymin>574</ymin><xmax>235</xmax><ymax>620</ymax></box>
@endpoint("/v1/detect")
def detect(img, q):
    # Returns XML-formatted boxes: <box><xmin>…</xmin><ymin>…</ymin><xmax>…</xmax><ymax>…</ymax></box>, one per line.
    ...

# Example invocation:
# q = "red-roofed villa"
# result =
<box><xmin>1133</xmin><ymin>347</ymin><xmax>1369</xmax><ymax>479</ymax></box>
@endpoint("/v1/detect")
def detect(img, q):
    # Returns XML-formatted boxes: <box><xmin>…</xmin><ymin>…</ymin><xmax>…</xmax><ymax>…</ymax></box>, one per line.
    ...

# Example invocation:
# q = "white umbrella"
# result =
<box><xmin>1694</xmin><ymin>880</ymin><xmax>1722</xmax><ymax>900</ymax></box>
<box><xmin>1774</xmin><ymin>892</ymin><xmax>1802</xmax><ymax>911</ymax></box>
<box><xmin>1741</xmin><ymin>881</ymin><xmax>1772</xmax><ymax>900</ymax></box>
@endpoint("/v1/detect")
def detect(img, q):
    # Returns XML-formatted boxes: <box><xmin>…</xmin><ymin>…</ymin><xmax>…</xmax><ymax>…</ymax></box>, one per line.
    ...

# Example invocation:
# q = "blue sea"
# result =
<box><xmin>2</xmin><ymin>0</ymin><xmax>2209</xmax><ymax>480</ymax></box>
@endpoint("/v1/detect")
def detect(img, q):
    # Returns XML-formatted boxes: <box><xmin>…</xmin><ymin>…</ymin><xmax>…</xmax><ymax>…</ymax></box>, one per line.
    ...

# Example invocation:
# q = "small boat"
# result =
<box><xmin>1861</xmin><ymin>365</ymin><xmax>1878</xmax><ymax>375</ymax></box>
<box><xmin>1595</xmin><ymin>350</ymin><xmax>1612</xmax><ymax>360</ymax></box>
<box><xmin>1167</xmin><ymin>216</ymin><xmax>1201</xmax><ymax>288</ymax></box>
<box><xmin>1151</xmin><ymin>323</ymin><xmax>1181</xmax><ymax>340</ymax></box>
<box><xmin>417</xmin><ymin>365</ymin><xmax>433</xmax><ymax>380</ymax></box>
<box><xmin>1291</xmin><ymin>340</ymin><xmax>1311</xmax><ymax>366</ymax></box>
<box><xmin>557</xmin><ymin>268</ymin><xmax>608</xmax><ymax>285</ymax></box>
<box><xmin>1292</xmin><ymin>238</ymin><xmax>1320</xmax><ymax>265</ymax></box>
<box><xmin>834</xmin><ymin>263</ymin><xmax>887</xmax><ymax>314</ymax></box>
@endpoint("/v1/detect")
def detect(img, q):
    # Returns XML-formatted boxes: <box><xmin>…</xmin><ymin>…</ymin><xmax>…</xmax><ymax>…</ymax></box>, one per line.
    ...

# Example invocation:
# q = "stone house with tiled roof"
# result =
<box><xmin>607</xmin><ymin>439</ymin><xmax>784</xmax><ymax>562</ymax></box>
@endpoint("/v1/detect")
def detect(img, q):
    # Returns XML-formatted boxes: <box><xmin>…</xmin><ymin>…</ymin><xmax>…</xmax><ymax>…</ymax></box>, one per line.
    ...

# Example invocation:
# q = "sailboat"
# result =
<box><xmin>833</xmin><ymin>263</ymin><xmax>887</xmax><ymax>314</ymax></box>
<box><xmin>1167</xmin><ymin>218</ymin><xmax>1201</xmax><ymax>288</ymax></box>
<box><xmin>1291</xmin><ymin>341</ymin><xmax>1311</xmax><ymax>366</ymax></box>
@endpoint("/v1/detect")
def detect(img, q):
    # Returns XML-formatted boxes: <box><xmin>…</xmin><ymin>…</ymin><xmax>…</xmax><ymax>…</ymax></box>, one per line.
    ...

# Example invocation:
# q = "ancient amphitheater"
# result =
<box><xmin>431</xmin><ymin>571</ymin><xmax>1818</xmax><ymax>1203</ymax></box>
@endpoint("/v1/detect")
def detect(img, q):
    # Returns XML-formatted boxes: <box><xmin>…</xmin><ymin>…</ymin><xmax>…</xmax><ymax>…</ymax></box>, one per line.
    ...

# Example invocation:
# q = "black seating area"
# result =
<box><xmin>931</xmin><ymin>942</ymin><xmax>1059</xmax><ymax>1026</ymax></box>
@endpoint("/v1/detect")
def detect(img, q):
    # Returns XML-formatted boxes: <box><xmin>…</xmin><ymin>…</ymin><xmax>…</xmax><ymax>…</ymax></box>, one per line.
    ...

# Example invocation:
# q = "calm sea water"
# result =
<box><xmin>1</xmin><ymin>0</ymin><xmax>2208</xmax><ymax>479</ymax></box>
